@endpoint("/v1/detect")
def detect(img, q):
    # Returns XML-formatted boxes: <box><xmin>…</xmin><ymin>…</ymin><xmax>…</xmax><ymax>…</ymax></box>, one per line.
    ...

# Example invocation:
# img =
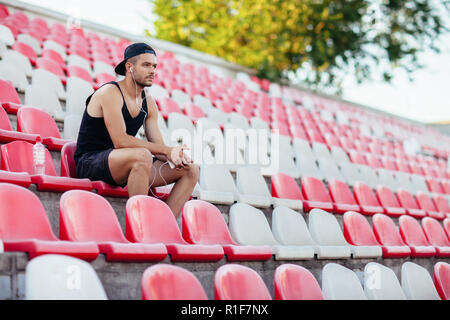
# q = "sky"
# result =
<box><xmin>19</xmin><ymin>0</ymin><xmax>450</xmax><ymax>124</ymax></box>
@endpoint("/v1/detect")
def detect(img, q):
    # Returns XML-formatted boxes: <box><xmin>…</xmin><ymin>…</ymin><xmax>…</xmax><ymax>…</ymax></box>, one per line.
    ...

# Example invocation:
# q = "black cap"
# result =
<box><xmin>114</xmin><ymin>43</ymin><xmax>157</xmax><ymax>76</ymax></box>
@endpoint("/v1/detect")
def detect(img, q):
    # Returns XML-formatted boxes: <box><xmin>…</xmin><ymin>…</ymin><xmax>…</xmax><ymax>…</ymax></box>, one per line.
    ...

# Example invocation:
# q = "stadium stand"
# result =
<box><xmin>0</xmin><ymin>0</ymin><xmax>448</xmax><ymax>300</ymax></box>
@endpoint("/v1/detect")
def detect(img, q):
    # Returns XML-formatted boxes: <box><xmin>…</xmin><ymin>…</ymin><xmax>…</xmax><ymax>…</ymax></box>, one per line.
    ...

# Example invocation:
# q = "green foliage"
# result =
<box><xmin>147</xmin><ymin>0</ymin><xmax>450</xmax><ymax>92</ymax></box>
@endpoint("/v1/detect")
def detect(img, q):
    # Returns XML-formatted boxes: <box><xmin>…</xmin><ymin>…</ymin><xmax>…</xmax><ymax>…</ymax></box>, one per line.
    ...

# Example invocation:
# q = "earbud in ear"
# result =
<box><xmin>130</xmin><ymin>67</ymin><xmax>134</xmax><ymax>73</ymax></box>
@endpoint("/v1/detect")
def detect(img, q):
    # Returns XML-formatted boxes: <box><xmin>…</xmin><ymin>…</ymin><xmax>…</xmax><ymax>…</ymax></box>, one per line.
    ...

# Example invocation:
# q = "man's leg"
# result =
<box><xmin>108</xmin><ymin>148</ymin><xmax>153</xmax><ymax>197</ymax></box>
<box><xmin>148</xmin><ymin>160</ymin><xmax>199</xmax><ymax>218</ymax></box>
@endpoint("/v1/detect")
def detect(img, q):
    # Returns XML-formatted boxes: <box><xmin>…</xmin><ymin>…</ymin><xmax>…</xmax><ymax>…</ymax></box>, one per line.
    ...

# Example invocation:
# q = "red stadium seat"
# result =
<box><xmin>183</xmin><ymin>103</ymin><xmax>206</xmax><ymax>123</ymax></box>
<box><xmin>41</xmin><ymin>49</ymin><xmax>66</xmax><ymax>69</ymax></box>
<box><xmin>427</xmin><ymin>179</ymin><xmax>445</xmax><ymax>194</ymax></box>
<box><xmin>421</xmin><ymin>217</ymin><xmax>450</xmax><ymax>257</ymax></box>
<box><xmin>343</xmin><ymin>211</ymin><xmax>382</xmax><ymax>248</ymax></box>
<box><xmin>60</xmin><ymin>190</ymin><xmax>167</xmax><ymax>262</ymax></box>
<box><xmin>67</xmin><ymin>65</ymin><xmax>93</xmax><ymax>83</ymax></box>
<box><xmin>141</xmin><ymin>264</ymin><xmax>208</xmax><ymax>300</ymax></box>
<box><xmin>328</xmin><ymin>179</ymin><xmax>361</xmax><ymax>214</ymax></box>
<box><xmin>375</xmin><ymin>185</ymin><xmax>407</xmax><ymax>217</ymax></box>
<box><xmin>301</xmin><ymin>176</ymin><xmax>334</xmax><ymax>212</ymax></box>
<box><xmin>17</xmin><ymin>107</ymin><xmax>72</xmax><ymax>151</ymax></box>
<box><xmin>0</xmin><ymin>183</ymin><xmax>99</xmax><ymax>260</ymax></box>
<box><xmin>182</xmin><ymin>200</ymin><xmax>272</xmax><ymax>261</ymax></box>
<box><xmin>398</xmin><ymin>215</ymin><xmax>436</xmax><ymax>258</ymax></box>
<box><xmin>444</xmin><ymin>218</ymin><xmax>450</xmax><ymax>240</ymax></box>
<box><xmin>214</xmin><ymin>264</ymin><xmax>272</xmax><ymax>300</ymax></box>
<box><xmin>274</xmin><ymin>264</ymin><xmax>324</xmax><ymax>300</ymax></box>
<box><xmin>156</xmin><ymin>97</ymin><xmax>183</xmax><ymax>120</ymax></box>
<box><xmin>396</xmin><ymin>189</ymin><xmax>427</xmax><ymax>219</ymax></box>
<box><xmin>271</xmin><ymin>172</ymin><xmax>304</xmax><ymax>201</ymax></box>
<box><xmin>434</xmin><ymin>262</ymin><xmax>450</xmax><ymax>300</ymax></box>
<box><xmin>353</xmin><ymin>182</ymin><xmax>385</xmax><ymax>216</ymax></box>
<box><xmin>349</xmin><ymin>150</ymin><xmax>368</xmax><ymax>165</ymax></box>
<box><xmin>36</xmin><ymin>57</ymin><xmax>67</xmax><ymax>84</ymax></box>
<box><xmin>372</xmin><ymin>213</ymin><xmax>411</xmax><ymax>258</ymax></box>
<box><xmin>0</xmin><ymin>80</ymin><xmax>24</xmax><ymax>114</ymax></box>
<box><xmin>416</xmin><ymin>192</ymin><xmax>445</xmax><ymax>220</ymax></box>
<box><xmin>126</xmin><ymin>196</ymin><xmax>224</xmax><ymax>262</ymax></box>
<box><xmin>12</xmin><ymin>41</ymin><xmax>37</xmax><ymax>66</ymax></box>
<box><xmin>95</xmin><ymin>73</ymin><xmax>116</xmax><ymax>90</ymax></box>
<box><xmin>60</xmin><ymin>142</ymin><xmax>129</xmax><ymax>197</ymax></box>
<box><xmin>1</xmin><ymin>141</ymin><xmax>92</xmax><ymax>192</ymax></box>
<box><xmin>432</xmin><ymin>195</ymin><xmax>450</xmax><ymax>219</ymax></box>
<box><xmin>0</xmin><ymin>4</ymin><xmax>9</xmax><ymax>19</ymax></box>
<box><xmin>0</xmin><ymin>106</ymin><xmax>38</xmax><ymax>144</ymax></box>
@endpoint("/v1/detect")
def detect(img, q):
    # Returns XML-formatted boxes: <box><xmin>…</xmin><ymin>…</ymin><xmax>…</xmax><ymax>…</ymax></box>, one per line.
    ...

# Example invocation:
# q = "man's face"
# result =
<box><xmin>131</xmin><ymin>53</ymin><xmax>157</xmax><ymax>87</ymax></box>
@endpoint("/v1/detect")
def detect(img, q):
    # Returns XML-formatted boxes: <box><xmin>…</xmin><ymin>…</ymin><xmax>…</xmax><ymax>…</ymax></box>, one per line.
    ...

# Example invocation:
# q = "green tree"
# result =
<box><xmin>147</xmin><ymin>0</ymin><xmax>450</xmax><ymax>93</ymax></box>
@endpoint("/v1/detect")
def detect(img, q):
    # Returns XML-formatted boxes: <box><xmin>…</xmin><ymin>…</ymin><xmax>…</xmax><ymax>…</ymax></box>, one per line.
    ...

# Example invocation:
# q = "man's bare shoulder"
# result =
<box><xmin>94</xmin><ymin>83</ymin><xmax>122</xmax><ymax>102</ymax></box>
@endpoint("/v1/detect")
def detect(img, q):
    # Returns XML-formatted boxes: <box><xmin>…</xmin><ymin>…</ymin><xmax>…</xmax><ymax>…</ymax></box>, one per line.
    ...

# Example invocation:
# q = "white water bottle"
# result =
<box><xmin>33</xmin><ymin>136</ymin><xmax>46</xmax><ymax>175</ymax></box>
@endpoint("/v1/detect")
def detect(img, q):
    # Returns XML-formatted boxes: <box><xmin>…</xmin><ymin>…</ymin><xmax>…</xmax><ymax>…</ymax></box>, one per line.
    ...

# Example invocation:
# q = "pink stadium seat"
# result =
<box><xmin>182</xmin><ymin>200</ymin><xmax>272</xmax><ymax>261</ymax></box>
<box><xmin>0</xmin><ymin>106</ymin><xmax>39</xmax><ymax>144</ymax></box>
<box><xmin>328</xmin><ymin>179</ymin><xmax>361</xmax><ymax>214</ymax></box>
<box><xmin>349</xmin><ymin>150</ymin><xmax>368</xmax><ymax>165</ymax></box>
<box><xmin>95</xmin><ymin>73</ymin><xmax>116</xmax><ymax>90</ymax></box>
<box><xmin>444</xmin><ymin>218</ymin><xmax>450</xmax><ymax>240</ymax></box>
<box><xmin>17</xmin><ymin>107</ymin><xmax>72</xmax><ymax>150</ymax></box>
<box><xmin>12</xmin><ymin>41</ymin><xmax>37</xmax><ymax>66</ymax></box>
<box><xmin>432</xmin><ymin>195</ymin><xmax>450</xmax><ymax>219</ymax></box>
<box><xmin>156</xmin><ymin>97</ymin><xmax>183</xmax><ymax>120</ymax></box>
<box><xmin>375</xmin><ymin>185</ymin><xmax>407</xmax><ymax>217</ymax></box>
<box><xmin>372</xmin><ymin>213</ymin><xmax>411</xmax><ymax>258</ymax></box>
<box><xmin>353</xmin><ymin>182</ymin><xmax>385</xmax><ymax>216</ymax></box>
<box><xmin>0</xmin><ymin>80</ymin><xmax>23</xmax><ymax>114</ymax></box>
<box><xmin>0</xmin><ymin>183</ymin><xmax>99</xmax><ymax>260</ymax></box>
<box><xmin>0</xmin><ymin>4</ymin><xmax>9</xmax><ymax>19</ymax></box>
<box><xmin>271</xmin><ymin>172</ymin><xmax>304</xmax><ymax>201</ymax></box>
<box><xmin>416</xmin><ymin>192</ymin><xmax>445</xmax><ymax>220</ymax></box>
<box><xmin>41</xmin><ymin>49</ymin><xmax>66</xmax><ymax>69</ymax></box>
<box><xmin>398</xmin><ymin>215</ymin><xmax>436</xmax><ymax>258</ymax></box>
<box><xmin>301</xmin><ymin>176</ymin><xmax>334</xmax><ymax>212</ymax></box>
<box><xmin>126</xmin><ymin>196</ymin><xmax>224</xmax><ymax>262</ymax></box>
<box><xmin>183</xmin><ymin>103</ymin><xmax>206</xmax><ymax>123</ymax></box>
<box><xmin>396</xmin><ymin>189</ymin><xmax>427</xmax><ymax>219</ymax></box>
<box><xmin>36</xmin><ymin>57</ymin><xmax>67</xmax><ymax>84</ymax></box>
<box><xmin>60</xmin><ymin>190</ymin><xmax>167</xmax><ymax>262</ymax></box>
<box><xmin>427</xmin><ymin>179</ymin><xmax>445</xmax><ymax>194</ymax></box>
<box><xmin>67</xmin><ymin>65</ymin><xmax>93</xmax><ymax>83</ymax></box>
<box><xmin>1</xmin><ymin>141</ymin><xmax>92</xmax><ymax>192</ymax></box>
<box><xmin>366</xmin><ymin>154</ymin><xmax>383</xmax><ymax>169</ymax></box>
<box><xmin>60</xmin><ymin>142</ymin><xmax>129</xmax><ymax>197</ymax></box>
<box><xmin>434</xmin><ymin>262</ymin><xmax>450</xmax><ymax>300</ymax></box>
<box><xmin>141</xmin><ymin>264</ymin><xmax>208</xmax><ymax>300</ymax></box>
<box><xmin>214</xmin><ymin>264</ymin><xmax>272</xmax><ymax>300</ymax></box>
<box><xmin>274</xmin><ymin>264</ymin><xmax>324</xmax><ymax>300</ymax></box>
<box><xmin>441</xmin><ymin>181</ymin><xmax>450</xmax><ymax>195</ymax></box>
<box><xmin>343</xmin><ymin>211</ymin><xmax>382</xmax><ymax>248</ymax></box>
<box><xmin>421</xmin><ymin>217</ymin><xmax>450</xmax><ymax>257</ymax></box>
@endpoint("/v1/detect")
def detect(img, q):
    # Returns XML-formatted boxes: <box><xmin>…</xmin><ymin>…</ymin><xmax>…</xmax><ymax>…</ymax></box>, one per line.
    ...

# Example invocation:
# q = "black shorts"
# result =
<box><xmin>76</xmin><ymin>149</ymin><xmax>159</xmax><ymax>188</ymax></box>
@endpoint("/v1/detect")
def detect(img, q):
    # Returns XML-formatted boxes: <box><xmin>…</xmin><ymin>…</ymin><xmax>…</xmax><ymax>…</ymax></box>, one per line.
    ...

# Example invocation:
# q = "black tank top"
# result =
<box><xmin>74</xmin><ymin>81</ymin><xmax>148</xmax><ymax>164</ymax></box>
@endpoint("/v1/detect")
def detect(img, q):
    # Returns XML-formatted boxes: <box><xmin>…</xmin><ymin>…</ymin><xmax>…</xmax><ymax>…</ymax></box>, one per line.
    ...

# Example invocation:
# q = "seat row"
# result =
<box><xmin>0</xmin><ymin>183</ymin><xmax>449</xmax><ymax>261</ymax></box>
<box><xmin>25</xmin><ymin>254</ymin><xmax>450</xmax><ymax>300</ymax></box>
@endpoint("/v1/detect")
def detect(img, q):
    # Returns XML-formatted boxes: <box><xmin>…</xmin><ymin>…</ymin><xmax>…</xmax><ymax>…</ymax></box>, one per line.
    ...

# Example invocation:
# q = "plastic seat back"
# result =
<box><xmin>343</xmin><ymin>211</ymin><xmax>381</xmax><ymax>246</ymax></box>
<box><xmin>274</xmin><ymin>264</ymin><xmax>323</xmax><ymax>300</ymax></box>
<box><xmin>416</xmin><ymin>191</ymin><xmax>440</xmax><ymax>212</ymax></box>
<box><xmin>59</xmin><ymin>190</ymin><xmax>128</xmax><ymax>243</ymax></box>
<box><xmin>376</xmin><ymin>185</ymin><xmax>402</xmax><ymax>208</ymax></box>
<box><xmin>0</xmin><ymin>105</ymin><xmax>13</xmax><ymax>130</ymax></box>
<box><xmin>364</xmin><ymin>262</ymin><xmax>406</xmax><ymax>300</ymax></box>
<box><xmin>0</xmin><ymin>79</ymin><xmax>21</xmax><ymax>104</ymax></box>
<box><xmin>434</xmin><ymin>262</ymin><xmax>450</xmax><ymax>300</ymax></box>
<box><xmin>372</xmin><ymin>214</ymin><xmax>407</xmax><ymax>246</ymax></box>
<box><xmin>1</xmin><ymin>141</ymin><xmax>58</xmax><ymax>176</ymax></box>
<box><xmin>126</xmin><ymin>195</ymin><xmax>185</xmax><ymax>244</ymax></box>
<box><xmin>182</xmin><ymin>200</ymin><xmax>235</xmax><ymax>245</ymax></box>
<box><xmin>0</xmin><ymin>183</ymin><xmax>56</xmax><ymax>241</ymax></box>
<box><xmin>215</xmin><ymin>264</ymin><xmax>272</xmax><ymax>300</ymax></box>
<box><xmin>141</xmin><ymin>264</ymin><xmax>207</xmax><ymax>300</ymax></box>
<box><xmin>329</xmin><ymin>179</ymin><xmax>358</xmax><ymax>205</ymax></box>
<box><xmin>401</xmin><ymin>262</ymin><xmax>440</xmax><ymax>300</ymax></box>
<box><xmin>60</xmin><ymin>142</ymin><xmax>78</xmax><ymax>178</ymax></box>
<box><xmin>397</xmin><ymin>189</ymin><xmax>422</xmax><ymax>210</ymax></box>
<box><xmin>17</xmin><ymin>107</ymin><xmax>61</xmax><ymax>138</ymax></box>
<box><xmin>308</xmin><ymin>209</ymin><xmax>349</xmax><ymax>246</ymax></box>
<box><xmin>433</xmin><ymin>195</ymin><xmax>450</xmax><ymax>214</ymax></box>
<box><xmin>271</xmin><ymin>206</ymin><xmax>316</xmax><ymax>246</ymax></box>
<box><xmin>271</xmin><ymin>172</ymin><xmax>303</xmax><ymax>200</ymax></box>
<box><xmin>354</xmin><ymin>182</ymin><xmax>382</xmax><ymax>207</ymax></box>
<box><xmin>26</xmin><ymin>254</ymin><xmax>107</xmax><ymax>300</ymax></box>
<box><xmin>422</xmin><ymin>217</ymin><xmax>450</xmax><ymax>246</ymax></box>
<box><xmin>301</xmin><ymin>176</ymin><xmax>332</xmax><ymax>203</ymax></box>
<box><xmin>322</xmin><ymin>263</ymin><xmax>367</xmax><ymax>300</ymax></box>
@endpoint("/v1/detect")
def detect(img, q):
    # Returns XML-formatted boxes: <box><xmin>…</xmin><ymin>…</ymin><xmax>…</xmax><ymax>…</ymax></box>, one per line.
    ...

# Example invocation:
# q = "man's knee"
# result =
<box><xmin>131</xmin><ymin>148</ymin><xmax>153</xmax><ymax>173</ymax></box>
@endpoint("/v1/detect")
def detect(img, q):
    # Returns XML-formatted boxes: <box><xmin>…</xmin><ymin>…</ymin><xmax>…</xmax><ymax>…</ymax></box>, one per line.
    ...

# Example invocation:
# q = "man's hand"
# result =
<box><xmin>168</xmin><ymin>144</ymin><xmax>193</xmax><ymax>169</ymax></box>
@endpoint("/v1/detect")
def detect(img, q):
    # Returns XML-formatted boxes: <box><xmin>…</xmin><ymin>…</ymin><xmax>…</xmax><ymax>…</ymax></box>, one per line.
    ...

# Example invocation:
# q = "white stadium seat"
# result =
<box><xmin>363</xmin><ymin>262</ymin><xmax>406</xmax><ymax>300</ymax></box>
<box><xmin>322</xmin><ymin>263</ymin><xmax>367</xmax><ymax>300</ymax></box>
<box><xmin>401</xmin><ymin>262</ymin><xmax>441</xmax><ymax>300</ymax></box>
<box><xmin>235</xmin><ymin>166</ymin><xmax>272</xmax><ymax>208</ymax></box>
